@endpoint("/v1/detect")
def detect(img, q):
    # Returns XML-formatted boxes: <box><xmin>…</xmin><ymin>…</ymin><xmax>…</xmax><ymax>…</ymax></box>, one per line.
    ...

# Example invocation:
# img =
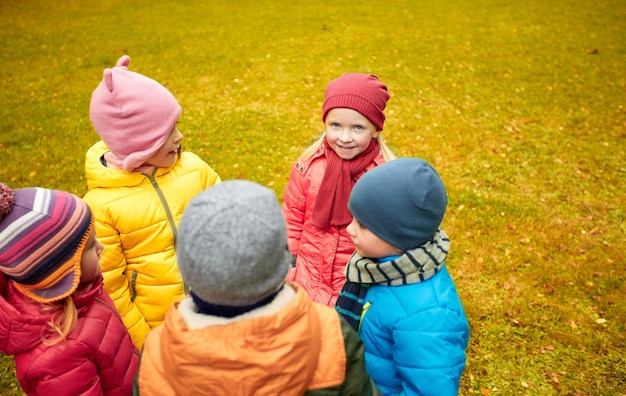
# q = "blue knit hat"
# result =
<box><xmin>177</xmin><ymin>180</ymin><xmax>290</xmax><ymax>308</ymax></box>
<box><xmin>348</xmin><ymin>158</ymin><xmax>447</xmax><ymax>251</ymax></box>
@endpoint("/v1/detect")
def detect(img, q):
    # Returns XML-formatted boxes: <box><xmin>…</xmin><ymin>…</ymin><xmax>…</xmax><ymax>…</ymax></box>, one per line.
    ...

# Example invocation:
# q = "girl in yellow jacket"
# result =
<box><xmin>137</xmin><ymin>181</ymin><xmax>380</xmax><ymax>396</ymax></box>
<box><xmin>83</xmin><ymin>55</ymin><xmax>220</xmax><ymax>349</ymax></box>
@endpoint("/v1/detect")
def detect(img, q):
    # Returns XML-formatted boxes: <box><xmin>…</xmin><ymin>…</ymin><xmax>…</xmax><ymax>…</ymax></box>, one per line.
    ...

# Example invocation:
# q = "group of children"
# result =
<box><xmin>0</xmin><ymin>56</ymin><xmax>469</xmax><ymax>395</ymax></box>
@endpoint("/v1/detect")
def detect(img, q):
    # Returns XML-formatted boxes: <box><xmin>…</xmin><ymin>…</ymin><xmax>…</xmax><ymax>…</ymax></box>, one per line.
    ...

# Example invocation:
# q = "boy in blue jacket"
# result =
<box><xmin>335</xmin><ymin>158</ymin><xmax>470</xmax><ymax>396</ymax></box>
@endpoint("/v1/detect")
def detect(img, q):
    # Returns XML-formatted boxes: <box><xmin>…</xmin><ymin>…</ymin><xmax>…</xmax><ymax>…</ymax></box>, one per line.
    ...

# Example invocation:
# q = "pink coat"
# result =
<box><xmin>0</xmin><ymin>275</ymin><xmax>139</xmax><ymax>395</ymax></box>
<box><xmin>282</xmin><ymin>144</ymin><xmax>385</xmax><ymax>306</ymax></box>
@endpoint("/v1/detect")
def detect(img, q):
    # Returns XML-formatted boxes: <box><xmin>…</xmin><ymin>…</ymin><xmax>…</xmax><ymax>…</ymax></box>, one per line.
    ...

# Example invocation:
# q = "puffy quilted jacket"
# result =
<box><xmin>83</xmin><ymin>141</ymin><xmax>221</xmax><ymax>348</ymax></box>
<box><xmin>359</xmin><ymin>266</ymin><xmax>470</xmax><ymax>395</ymax></box>
<box><xmin>282</xmin><ymin>144</ymin><xmax>385</xmax><ymax>306</ymax></box>
<box><xmin>0</xmin><ymin>275</ymin><xmax>139</xmax><ymax>396</ymax></box>
<box><xmin>135</xmin><ymin>284</ymin><xmax>380</xmax><ymax>396</ymax></box>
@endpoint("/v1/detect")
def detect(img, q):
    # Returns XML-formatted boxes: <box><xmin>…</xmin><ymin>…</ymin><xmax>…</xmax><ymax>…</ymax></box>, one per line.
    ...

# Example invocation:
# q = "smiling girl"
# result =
<box><xmin>282</xmin><ymin>73</ymin><xmax>396</xmax><ymax>306</ymax></box>
<box><xmin>83</xmin><ymin>56</ymin><xmax>221</xmax><ymax>348</ymax></box>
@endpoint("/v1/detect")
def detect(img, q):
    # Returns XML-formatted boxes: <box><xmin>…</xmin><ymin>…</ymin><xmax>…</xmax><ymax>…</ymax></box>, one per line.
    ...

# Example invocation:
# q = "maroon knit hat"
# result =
<box><xmin>322</xmin><ymin>73</ymin><xmax>390</xmax><ymax>131</ymax></box>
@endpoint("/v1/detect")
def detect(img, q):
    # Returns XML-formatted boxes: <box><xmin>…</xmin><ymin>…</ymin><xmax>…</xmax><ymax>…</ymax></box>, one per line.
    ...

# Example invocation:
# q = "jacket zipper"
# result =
<box><xmin>358</xmin><ymin>301</ymin><xmax>372</xmax><ymax>334</ymax></box>
<box><xmin>144</xmin><ymin>169</ymin><xmax>178</xmax><ymax>245</ymax></box>
<box><xmin>143</xmin><ymin>169</ymin><xmax>189</xmax><ymax>294</ymax></box>
<box><xmin>130</xmin><ymin>271</ymin><xmax>138</xmax><ymax>302</ymax></box>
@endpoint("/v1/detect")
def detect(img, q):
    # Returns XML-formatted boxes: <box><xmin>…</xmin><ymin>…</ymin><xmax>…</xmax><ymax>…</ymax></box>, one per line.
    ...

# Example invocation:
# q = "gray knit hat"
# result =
<box><xmin>348</xmin><ymin>158</ymin><xmax>447</xmax><ymax>251</ymax></box>
<box><xmin>177</xmin><ymin>180</ymin><xmax>291</xmax><ymax>307</ymax></box>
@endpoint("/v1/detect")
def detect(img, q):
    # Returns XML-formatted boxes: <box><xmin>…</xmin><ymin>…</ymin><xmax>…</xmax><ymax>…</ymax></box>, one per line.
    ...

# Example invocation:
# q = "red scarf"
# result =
<box><xmin>311</xmin><ymin>139</ymin><xmax>380</xmax><ymax>229</ymax></box>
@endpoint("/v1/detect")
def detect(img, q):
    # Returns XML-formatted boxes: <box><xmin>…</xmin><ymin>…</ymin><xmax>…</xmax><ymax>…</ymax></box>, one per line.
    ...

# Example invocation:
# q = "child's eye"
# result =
<box><xmin>331</xmin><ymin>122</ymin><xmax>340</xmax><ymax>128</ymax></box>
<box><xmin>354</xmin><ymin>125</ymin><xmax>364</xmax><ymax>131</ymax></box>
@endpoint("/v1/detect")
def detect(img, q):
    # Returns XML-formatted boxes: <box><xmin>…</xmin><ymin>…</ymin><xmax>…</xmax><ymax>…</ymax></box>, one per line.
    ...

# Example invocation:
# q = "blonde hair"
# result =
<box><xmin>298</xmin><ymin>135</ymin><xmax>397</xmax><ymax>162</ymax></box>
<box><xmin>40</xmin><ymin>296</ymin><xmax>78</xmax><ymax>346</ymax></box>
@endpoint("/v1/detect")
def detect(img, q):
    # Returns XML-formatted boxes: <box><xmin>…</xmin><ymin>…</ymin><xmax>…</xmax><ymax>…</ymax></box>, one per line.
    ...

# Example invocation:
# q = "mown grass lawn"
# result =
<box><xmin>1</xmin><ymin>0</ymin><xmax>625</xmax><ymax>394</ymax></box>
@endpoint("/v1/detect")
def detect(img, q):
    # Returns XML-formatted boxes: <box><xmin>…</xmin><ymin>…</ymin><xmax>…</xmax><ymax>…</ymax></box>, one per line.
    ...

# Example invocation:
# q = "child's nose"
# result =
<box><xmin>338</xmin><ymin>128</ymin><xmax>352</xmax><ymax>141</ymax></box>
<box><xmin>95</xmin><ymin>240</ymin><xmax>104</xmax><ymax>257</ymax></box>
<box><xmin>174</xmin><ymin>129</ymin><xmax>184</xmax><ymax>142</ymax></box>
<box><xmin>346</xmin><ymin>219</ymin><xmax>356</xmax><ymax>236</ymax></box>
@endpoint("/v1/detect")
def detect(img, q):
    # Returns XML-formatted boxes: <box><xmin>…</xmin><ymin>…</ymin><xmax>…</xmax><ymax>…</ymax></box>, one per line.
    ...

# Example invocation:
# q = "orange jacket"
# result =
<box><xmin>282</xmin><ymin>144</ymin><xmax>385</xmax><ymax>306</ymax></box>
<box><xmin>135</xmin><ymin>285</ymin><xmax>379</xmax><ymax>395</ymax></box>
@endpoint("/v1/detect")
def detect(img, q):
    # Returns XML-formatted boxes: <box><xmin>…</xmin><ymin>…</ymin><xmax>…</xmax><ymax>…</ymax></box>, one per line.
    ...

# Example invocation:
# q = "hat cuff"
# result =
<box><xmin>322</xmin><ymin>93</ymin><xmax>385</xmax><ymax>130</ymax></box>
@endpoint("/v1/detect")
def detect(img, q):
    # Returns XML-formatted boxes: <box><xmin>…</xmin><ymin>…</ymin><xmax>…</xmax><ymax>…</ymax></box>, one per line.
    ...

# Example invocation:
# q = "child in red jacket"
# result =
<box><xmin>0</xmin><ymin>182</ymin><xmax>139</xmax><ymax>395</ymax></box>
<box><xmin>282</xmin><ymin>73</ymin><xmax>396</xmax><ymax>306</ymax></box>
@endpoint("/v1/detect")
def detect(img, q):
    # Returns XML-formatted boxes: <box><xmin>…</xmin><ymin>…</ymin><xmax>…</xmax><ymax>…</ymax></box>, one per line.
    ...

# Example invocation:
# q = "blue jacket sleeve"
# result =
<box><xmin>393</xmin><ymin>307</ymin><xmax>469</xmax><ymax>396</ymax></box>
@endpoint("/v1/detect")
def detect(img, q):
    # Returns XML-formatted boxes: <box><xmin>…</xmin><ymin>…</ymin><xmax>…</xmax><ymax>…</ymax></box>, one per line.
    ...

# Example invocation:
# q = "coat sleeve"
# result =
<box><xmin>208</xmin><ymin>172</ymin><xmax>221</xmax><ymax>187</ymax></box>
<box><xmin>85</xmin><ymin>197</ymin><xmax>150</xmax><ymax>349</ymax></box>
<box><xmin>282</xmin><ymin>163</ymin><xmax>307</xmax><ymax>255</ymax></box>
<box><xmin>338</xmin><ymin>318</ymin><xmax>383</xmax><ymax>396</ymax></box>
<box><xmin>393</xmin><ymin>307</ymin><xmax>469</xmax><ymax>396</ymax></box>
<box><xmin>199</xmin><ymin>157</ymin><xmax>222</xmax><ymax>188</ymax></box>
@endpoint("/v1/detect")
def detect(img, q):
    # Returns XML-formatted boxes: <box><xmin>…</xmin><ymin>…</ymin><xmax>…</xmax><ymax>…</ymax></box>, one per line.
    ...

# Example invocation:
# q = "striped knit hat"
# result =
<box><xmin>0</xmin><ymin>183</ymin><xmax>93</xmax><ymax>303</ymax></box>
<box><xmin>322</xmin><ymin>73</ymin><xmax>390</xmax><ymax>131</ymax></box>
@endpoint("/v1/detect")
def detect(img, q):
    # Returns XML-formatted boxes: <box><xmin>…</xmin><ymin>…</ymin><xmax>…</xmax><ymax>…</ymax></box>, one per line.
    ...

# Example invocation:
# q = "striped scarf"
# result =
<box><xmin>336</xmin><ymin>229</ymin><xmax>450</xmax><ymax>331</ymax></box>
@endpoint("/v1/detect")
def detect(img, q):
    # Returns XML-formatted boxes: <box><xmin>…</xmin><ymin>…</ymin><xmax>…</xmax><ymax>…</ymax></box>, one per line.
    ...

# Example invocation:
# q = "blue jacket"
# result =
<box><xmin>359</xmin><ymin>265</ymin><xmax>469</xmax><ymax>395</ymax></box>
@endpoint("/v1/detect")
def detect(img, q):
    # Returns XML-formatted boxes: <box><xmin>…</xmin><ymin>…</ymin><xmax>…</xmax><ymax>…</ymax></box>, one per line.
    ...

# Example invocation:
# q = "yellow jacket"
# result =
<box><xmin>136</xmin><ymin>284</ymin><xmax>379</xmax><ymax>395</ymax></box>
<box><xmin>83</xmin><ymin>141</ymin><xmax>220</xmax><ymax>348</ymax></box>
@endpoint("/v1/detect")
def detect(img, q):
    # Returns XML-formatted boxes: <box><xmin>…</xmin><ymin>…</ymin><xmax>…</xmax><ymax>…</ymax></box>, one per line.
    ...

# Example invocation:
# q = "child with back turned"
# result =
<box><xmin>335</xmin><ymin>158</ymin><xmax>470</xmax><ymax>395</ymax></box>
<box><xmin>0</xmin><ymin>182</ymin><xmax>138</xmax><ymax>395</ymax></box>
<box><xmin>136</xmin><ymin>180</ymin><xmax>380</xmax><ymax>395</ymax></box>
<box><xmin>83</xmin><ymin>55</ymin><xmax>221</xmax><ymax>348</ymax></box>
<box><xmin>282</xmin><ymin>73</ymin><xmax>396</xmax><ymax>306</ymax></box>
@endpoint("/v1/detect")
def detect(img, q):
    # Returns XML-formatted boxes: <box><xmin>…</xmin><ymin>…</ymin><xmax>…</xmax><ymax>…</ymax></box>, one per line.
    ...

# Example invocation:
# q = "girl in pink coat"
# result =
<box><xmin>282</xmin><ymin>73</ymin><xmax>396</xmax><ymax>306</ymax></box>
<box><xmin>0</xmin><ymin>182</ymin><xmax>139</xmax><ymax>396</ymax></box>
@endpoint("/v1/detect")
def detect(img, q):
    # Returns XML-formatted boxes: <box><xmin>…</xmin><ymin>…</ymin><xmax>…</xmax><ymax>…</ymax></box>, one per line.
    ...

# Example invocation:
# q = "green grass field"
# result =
<box><xmin>1</xmin><ymin>0</ymin><xmax>625</xmax><ymax>394</ymax></box>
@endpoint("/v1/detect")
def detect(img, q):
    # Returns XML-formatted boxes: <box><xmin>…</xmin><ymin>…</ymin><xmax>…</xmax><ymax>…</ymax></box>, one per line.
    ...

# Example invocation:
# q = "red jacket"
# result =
<box><xmin>282</xmin><ymin>144</ymin><xmax>385</xmax><ymax>306</ymax></box>
<box><xmin>0</xmin><ymin>275</ymin><xmax>139</xmax><ymax>395</ymax></box>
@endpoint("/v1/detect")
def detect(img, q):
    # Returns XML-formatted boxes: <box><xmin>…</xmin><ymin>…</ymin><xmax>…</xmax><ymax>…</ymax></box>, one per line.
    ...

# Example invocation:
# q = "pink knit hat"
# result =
<box><xmin>89</xmin><ymin>55</ymin><xmax>182</xmax><ymax>172</ymax></box>
<box><xmin>322</xmin><ymin>73</ymin><xmax>390</xmax><ymax>131</ymax></box>
<box><xmin>0</xmin><ymin>183</ymin><xmax>93</xmax><ymax>303</ymax></box>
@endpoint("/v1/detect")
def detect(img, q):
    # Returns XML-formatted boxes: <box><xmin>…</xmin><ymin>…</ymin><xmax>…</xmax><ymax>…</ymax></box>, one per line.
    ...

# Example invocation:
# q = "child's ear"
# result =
<box><xmin>393</xmin><ymin>245</ymin><xmax>404</xmax><ymax>255</ymax></box>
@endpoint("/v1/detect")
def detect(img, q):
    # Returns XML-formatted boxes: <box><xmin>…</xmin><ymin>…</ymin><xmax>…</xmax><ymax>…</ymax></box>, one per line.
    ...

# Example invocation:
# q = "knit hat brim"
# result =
<box><xmin>322</xmin><ymin>93</ymin><xmax>385</xmax><ymax>130</ymax></box>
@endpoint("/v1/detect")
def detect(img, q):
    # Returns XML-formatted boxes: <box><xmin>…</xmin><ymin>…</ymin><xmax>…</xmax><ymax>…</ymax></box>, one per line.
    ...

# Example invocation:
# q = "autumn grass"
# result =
<box><xmin>1</xmin><ymin>0</ymin><xmax>625</xmax><ymax>394</ymax></box>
